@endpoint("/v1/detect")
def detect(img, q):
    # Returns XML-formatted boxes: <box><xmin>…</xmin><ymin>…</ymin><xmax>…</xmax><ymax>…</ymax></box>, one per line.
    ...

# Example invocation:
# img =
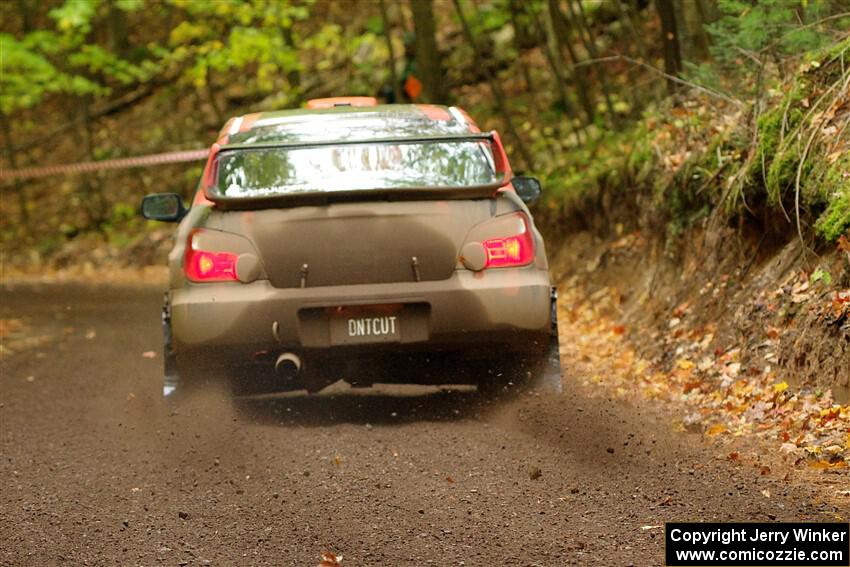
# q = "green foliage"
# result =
<box><xmin>0</xmin><ymin>0</ymin><xmax>159</xmax><ymax>114</ymax></box>
<box><xmin>744</xmin><ymin>38</ymin><xmax>850</xmax><ymax>241</ymax></box>
<box><xmin>754</xmin><ymin>89</ymin><xmax>804</xmax><ymax>204</ymax></box>
<box><xmin>815</xmin><ymin>187</ymin><xmax>850</xmax><ymax>242</ymax></box>
<box><xmin>69</xmin><ymin>44</ymin><xmax>156</xmax><ymax>84</ymax></box>
<box><xmin>2</xmin><ymin>0</ymin><xmax>317</xmax><ymax>116</ymax></box>
<box><xmin>49</xmin><ymin>0</ymin><xmax>100</xmax><ymax>33</ymax></box>
<box><xmin>531</xmin><ymin>117</ymin><xmax>651</xmax><ymax>204</ymax></box>
<box><xmin>810</xmin><ymin>267</ymin><xmax>833</xmax><ymax>285</ymax></box>
<box><xmin>707</xmin><ymin>0</ymin><xmax>832</xmax><ymax>69</ymax></box>
<box><xmin>0</xmin><ymin>33</ymin><xmax>103</xmax><ymax>113</ymax></box>
<box><xmin>700</xmin><ymin>0</ymin><xmax>849</xmax><ymax>107</ymax></box>
<box><xmin>163</xmin><ymin>0</ymin><xmax>309</xmax><ymax>98</ymax></box>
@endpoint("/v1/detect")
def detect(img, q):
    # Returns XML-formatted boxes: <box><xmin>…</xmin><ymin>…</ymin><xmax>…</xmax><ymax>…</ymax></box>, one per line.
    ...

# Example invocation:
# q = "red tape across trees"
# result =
<box><xmin>0</xmin><ymin>149</ymin><xmax>210</xmax><ymax>181</ymax></box>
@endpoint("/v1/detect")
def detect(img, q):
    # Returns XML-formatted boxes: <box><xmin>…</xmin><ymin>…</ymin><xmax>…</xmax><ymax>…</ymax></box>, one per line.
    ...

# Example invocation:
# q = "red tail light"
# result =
<box><xmin>482</xmin><ymin>215</ymin><xmax>535</xmax><ymax>268</ymax></box>
<box><xmin>184</xmin><ymin>231</ymin><xmax>238</xmax><ymax>282</ymax></box>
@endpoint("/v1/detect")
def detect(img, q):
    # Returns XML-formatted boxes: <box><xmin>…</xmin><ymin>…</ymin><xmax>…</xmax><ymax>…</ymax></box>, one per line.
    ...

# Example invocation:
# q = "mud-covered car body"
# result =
<box><xmin>143</xmin><ymin>101</ymin><xmax>557</xmax><ymax>396</ymax></box>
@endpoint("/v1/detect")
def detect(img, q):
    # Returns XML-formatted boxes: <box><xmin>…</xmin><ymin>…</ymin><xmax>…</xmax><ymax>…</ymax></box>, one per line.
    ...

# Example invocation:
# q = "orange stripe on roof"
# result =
<box><xmin>239</xmin><ymin>112</ymin><xmax>262</xmax><ymax>132</ymax></box>
<box><xmin>416</xmin><ymin>104</ymin><xmax>451</xmax><ymax>121</ymax></box>
<box><xmin>217</xmin><ymin>118</ymin><xmax>236</xmax><ymax>140</ymax></box>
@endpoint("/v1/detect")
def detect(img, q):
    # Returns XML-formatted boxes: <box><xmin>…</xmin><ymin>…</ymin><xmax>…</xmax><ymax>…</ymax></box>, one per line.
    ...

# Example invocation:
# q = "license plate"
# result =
<box><xmin>329</xmin><ymin>305</ymin><xmax>402</xmax><ymax>345</ymax></box>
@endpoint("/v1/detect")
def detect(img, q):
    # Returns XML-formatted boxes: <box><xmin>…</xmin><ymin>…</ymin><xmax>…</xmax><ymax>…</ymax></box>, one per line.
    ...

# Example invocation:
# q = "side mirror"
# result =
<box><xmin>141</xmin><ymin>193</ymin><xmax>187</xmax><ymax>222</ymax></box>
<box><xmin>512</xmin><ymin>176</ymin><xmax>542</xmax><ymax>205</ymax></box>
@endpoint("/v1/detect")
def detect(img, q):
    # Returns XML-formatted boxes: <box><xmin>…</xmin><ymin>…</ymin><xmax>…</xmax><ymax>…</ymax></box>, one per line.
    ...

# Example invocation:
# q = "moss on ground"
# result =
<box><xmin>815</xmin><ymin>179</ymin><xmax>850</xmax><ymax>242</ymax></box>
<box><xmin>538</xmin><ymin>37</ymin><xmax>848</xmax><ymax>244</ymax></box>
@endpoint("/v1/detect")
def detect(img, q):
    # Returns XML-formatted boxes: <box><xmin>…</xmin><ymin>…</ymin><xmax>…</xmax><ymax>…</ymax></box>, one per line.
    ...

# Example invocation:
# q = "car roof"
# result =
<box><xmin>222</xmin><ymin>104</ymin><xmax>480</xmax><ymax>147</ymax></box>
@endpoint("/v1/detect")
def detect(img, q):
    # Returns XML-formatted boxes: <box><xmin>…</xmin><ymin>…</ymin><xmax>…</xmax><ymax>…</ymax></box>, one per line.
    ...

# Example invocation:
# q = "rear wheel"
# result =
<box><xmin>162</xmin><ymin>295</ymin><xmax>180</xmax><ymax>399</ymax></box>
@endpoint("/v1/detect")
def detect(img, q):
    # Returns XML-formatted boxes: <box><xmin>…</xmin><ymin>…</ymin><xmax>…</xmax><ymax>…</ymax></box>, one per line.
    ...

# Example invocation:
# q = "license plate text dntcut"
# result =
<box><xmin>348</xmin><ymin>316</ymin><xmax>398</xmax><ymax>337</ymax></box>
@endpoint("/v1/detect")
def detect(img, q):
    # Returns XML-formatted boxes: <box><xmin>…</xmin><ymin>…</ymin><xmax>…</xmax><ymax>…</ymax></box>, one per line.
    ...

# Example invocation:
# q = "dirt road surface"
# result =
<box><xmin>1</xmin><ymin>284</ymin><xmax>844</xmax><ymax>566</ymax></box>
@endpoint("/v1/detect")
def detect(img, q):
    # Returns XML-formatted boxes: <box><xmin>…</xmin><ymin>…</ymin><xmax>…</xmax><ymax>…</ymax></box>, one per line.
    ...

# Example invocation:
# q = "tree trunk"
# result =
<box><xmin>205</xmin><ymin>81</ymin><xmax>225</xmax><ymax>126</ymax></box>
<box><xmin>508</xmin><ymin>0</ymin><xmax>534</xmax><ymax>92</ymax></box>
<box><xmin>451</xmin><ymin>0</ymin><xmax>534</xmax><ymax>171</ymax></box>
<box><xmin>107</xmin><ymin>2</ymin><xmax>130</xmax><ymax>57</ymax></box>
<box><xmin>379</xmin><ymin>0</ymin><xmax>403</xmax><ymax>103</ymax></box>
<box><xmin>530</xmin><ymin>4</ymin><xmax>583</xmax><ymax>144</ymax></box>
<box><xmin>82</xmin><ymin>99</ymin><xmax>110</xmax><ymax>227</ymax></box>
<box><xmin>68</xmin><ymin>98</ymin><xmax>108</xmax><ymax>229</ymax></box>
<box><xmin>0</xmin><ymin>112</ymin><xmax>28</xmax><ymax>223</ymax></box>
<box><xmin>569</xmin><ymin>0</ymin><xmax>620</xmax><ymax>126</ymax></box>
<box><xmin>697</xmin><ymin>0</ymin><xmax>719</xmax><ymax>27</ymax></box>
<box><xmin>281</xmin><ymin>25</ymin><xmax>303</xmax><ymax>105</ymax></box>
<box><xmin>6</xmin><ymin>0</ymin><xmax>34</xmax><ymax>223</ymax></box>
<box><xmin>673</xmin><ymin>0</ymin><xmax>710</xmax><ymax>62</ymax></box>
<box><xmin>14</xmin><ymin>0</ymin><xmax>31</xmax><ymax>35</ymax></box>
<box><xmin>656</xmin><ymin>0</ymin><xmax>682</xmax><ymax>94</ymax></box>
<box><xmin>547</xmin><ymin>0</ymin><xmax>595</xmax><ymax>124</ymax></box>
<box><xmin>409</xmin><ymin>0</ymin><xmax>447</xmax><ymax>103</ymax></box>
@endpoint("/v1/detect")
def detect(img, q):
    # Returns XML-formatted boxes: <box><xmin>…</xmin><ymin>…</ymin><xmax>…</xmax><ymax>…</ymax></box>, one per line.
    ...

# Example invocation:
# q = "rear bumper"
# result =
<box><xmin>171</xmin><ymin>267</ymin><xmax>551</xmax><ymax>359</ymax></box>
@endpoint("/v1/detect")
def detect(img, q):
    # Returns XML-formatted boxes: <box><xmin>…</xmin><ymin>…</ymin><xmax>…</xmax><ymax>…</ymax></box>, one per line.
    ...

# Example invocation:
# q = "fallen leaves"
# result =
<box><xmin>706</xmin><ymin>424</ymin><xmax>727</xmax><ymax>436</ymax></box>
<box><xmin>809</xmin><ymin>460</ymin><xmax>848</xmax><ymax>470</ymax></box>
<box><xmin>318</xmin><ymin>552</ymin><xmax>343</xmax><ymax>567</ymax></box>
<box><xmin>0</xmin><ymin>318</ymin><xmax>26</xmax><ymax>340</ymax></box>
<box><xmin>0</xmin><ymin>318</ymin><xmax>53</xmax><ymax>358</ymax></box>
<box><xmin>558</xmin><ymin>278</ymin><xmax>850</xmax><ymax>471</ymax></box>
<box><xmin>828</xmin><ymin>290</ymin><xmax>850</xmax><ymax>322</ymax></box>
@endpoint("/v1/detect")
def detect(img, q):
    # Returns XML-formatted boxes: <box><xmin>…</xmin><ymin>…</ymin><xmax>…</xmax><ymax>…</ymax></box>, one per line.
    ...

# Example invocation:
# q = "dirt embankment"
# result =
<box><xmin>541</xmin><ymin>185</ymin><xmax>850</xmax><ymax>475</ymax></box>
<box><xmin>554</xmin><ymin>223</ymin><xmax>849</xmax><ymax>396</ymax></box>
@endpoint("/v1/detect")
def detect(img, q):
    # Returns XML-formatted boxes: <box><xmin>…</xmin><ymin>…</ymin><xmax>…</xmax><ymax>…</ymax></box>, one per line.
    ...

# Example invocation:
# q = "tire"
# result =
<box><xmin>162</xmin><ymin>295</ymin><xmax>179</xmax><ymax>399</ymax></box>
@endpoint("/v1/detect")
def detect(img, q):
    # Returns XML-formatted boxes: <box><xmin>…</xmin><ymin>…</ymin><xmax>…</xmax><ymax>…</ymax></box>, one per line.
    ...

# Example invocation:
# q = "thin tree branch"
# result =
<box><xmin>378</xmin><ymin>0</ymin><xmax>403</xmax><ymax>103</ymax></box>
<box><xmin>572</xmin><ymin>54</ymin><xmax>745</xmax><ymax>107</ymax></box>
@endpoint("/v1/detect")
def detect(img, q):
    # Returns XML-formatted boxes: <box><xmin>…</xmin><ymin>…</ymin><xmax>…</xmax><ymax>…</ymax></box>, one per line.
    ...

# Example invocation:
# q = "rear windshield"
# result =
<box><xmin>210</xmin><ymin>140</ymin><xmax>498</xmax><ymax>199</ymax></box>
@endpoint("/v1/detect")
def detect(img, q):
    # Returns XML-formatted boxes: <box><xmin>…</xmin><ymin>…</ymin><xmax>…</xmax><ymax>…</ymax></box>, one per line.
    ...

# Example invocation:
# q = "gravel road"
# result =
<box><xmin>0</xmin><ymin>284</ymin><xmax>840</xmax><ymax>566</ymax></box>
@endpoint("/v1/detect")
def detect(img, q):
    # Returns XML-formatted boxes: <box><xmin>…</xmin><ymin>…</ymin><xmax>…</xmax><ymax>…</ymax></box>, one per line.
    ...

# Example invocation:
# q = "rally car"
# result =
<box><xmin>142</xmin><ymin>97</ymin><xmax>560</xmax><ymax>397</ymax></box>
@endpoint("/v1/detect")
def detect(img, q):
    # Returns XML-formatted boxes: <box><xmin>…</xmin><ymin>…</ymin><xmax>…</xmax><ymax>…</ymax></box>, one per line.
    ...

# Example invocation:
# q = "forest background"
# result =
<box><xmin>0</xmin><ymin>0</ymin><xmax>847</xmax><ymax>266</ymax></box>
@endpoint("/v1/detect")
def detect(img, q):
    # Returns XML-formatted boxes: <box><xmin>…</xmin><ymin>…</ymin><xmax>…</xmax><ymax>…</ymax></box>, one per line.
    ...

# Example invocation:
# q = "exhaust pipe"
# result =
<box><xmin>275</xmin><ymin>352</ymin><xmax>301</xmax><ymax>380</ymax></box>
